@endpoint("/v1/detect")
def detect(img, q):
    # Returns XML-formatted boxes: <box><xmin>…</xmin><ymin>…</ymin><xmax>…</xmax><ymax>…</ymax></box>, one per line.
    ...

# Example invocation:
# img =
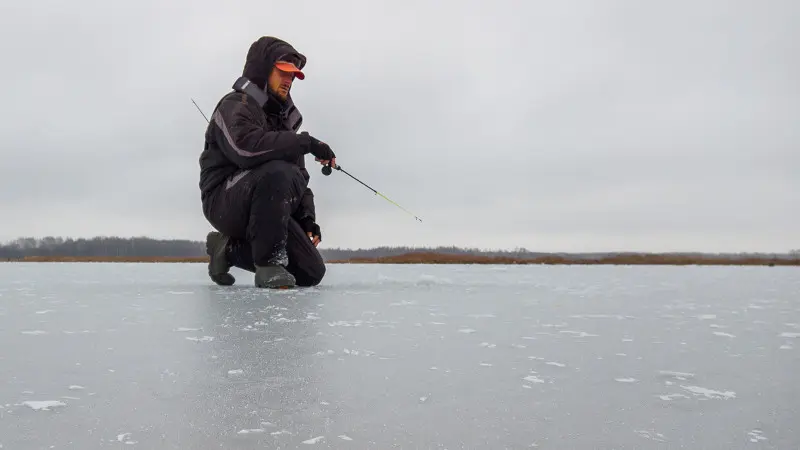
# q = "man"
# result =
<box><xmin>198</xmin><ymin>36</ymin><xmax>336</xmax><ymax>289</ymax></box>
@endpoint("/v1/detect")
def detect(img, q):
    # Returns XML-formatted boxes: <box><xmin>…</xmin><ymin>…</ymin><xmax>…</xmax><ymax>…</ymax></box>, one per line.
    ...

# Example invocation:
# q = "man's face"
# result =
<box><xmin>267</xmin><ymin>59</ymin><xmax>304</xmax><ymax>101</ymax></box>
<box><xmin>267</xmin><ymin>67</ymin><xmax>295</xmax><ymax>101</ymax></box>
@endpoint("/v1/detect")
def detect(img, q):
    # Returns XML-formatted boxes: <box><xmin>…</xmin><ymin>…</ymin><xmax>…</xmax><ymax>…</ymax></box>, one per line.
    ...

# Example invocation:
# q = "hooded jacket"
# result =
<box><xmin>199</xmin><ymin>36</ymin><xmax>317</xmax><ymax>224</ymax></box>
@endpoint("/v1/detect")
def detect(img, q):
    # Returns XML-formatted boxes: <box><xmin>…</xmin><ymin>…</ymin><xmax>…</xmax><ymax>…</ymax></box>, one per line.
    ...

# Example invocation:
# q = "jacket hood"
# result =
<box><xmin>242</xmin><ymin>36</ymin><xmax>307</xmax><ymax>92</ymax></box>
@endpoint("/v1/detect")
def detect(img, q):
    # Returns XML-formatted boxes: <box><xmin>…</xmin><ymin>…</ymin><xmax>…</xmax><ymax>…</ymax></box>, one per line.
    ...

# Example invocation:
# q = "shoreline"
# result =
<box><xmin>2</xmin><ymin>253</ymin><xmax>797</xmax><ymax>266</ymax></box>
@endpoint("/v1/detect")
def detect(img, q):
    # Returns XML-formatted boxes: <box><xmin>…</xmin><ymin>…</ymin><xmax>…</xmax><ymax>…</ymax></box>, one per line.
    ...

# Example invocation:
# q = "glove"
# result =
<box><xmin>297</xmin><ymin>216</ymin><xmax>322</xmax><ymax>243</ymax></box>
<box><xmin>299</xmin><ymin>131</ymin><xmax>336</xmax><ymax>161</ymax></box>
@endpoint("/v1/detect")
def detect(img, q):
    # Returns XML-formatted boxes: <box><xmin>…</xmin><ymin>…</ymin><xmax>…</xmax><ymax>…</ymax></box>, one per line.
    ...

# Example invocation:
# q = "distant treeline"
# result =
<box><xmin>0</xmin><ymin>236</ymin><xmax>205</xmax><ymax>259</ymax></box>
<box><xmin>0</xmin><ymin>236</ymin><xmax>798</xmax><ymax>264</ymax></box>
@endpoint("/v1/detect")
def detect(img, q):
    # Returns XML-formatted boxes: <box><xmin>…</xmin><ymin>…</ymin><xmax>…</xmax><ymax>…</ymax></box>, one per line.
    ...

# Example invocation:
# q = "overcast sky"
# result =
<box><xmin>0</xmin><ymin>0</ymin><xmax>797</xmax><ymax>252</ymax></box>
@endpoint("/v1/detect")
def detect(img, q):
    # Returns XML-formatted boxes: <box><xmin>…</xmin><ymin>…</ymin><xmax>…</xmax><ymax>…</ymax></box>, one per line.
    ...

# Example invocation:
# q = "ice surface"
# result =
<box><xmin>0</xmin><ymin>262</ymin><xmax>798</xmax><ymax>449</ymax></box>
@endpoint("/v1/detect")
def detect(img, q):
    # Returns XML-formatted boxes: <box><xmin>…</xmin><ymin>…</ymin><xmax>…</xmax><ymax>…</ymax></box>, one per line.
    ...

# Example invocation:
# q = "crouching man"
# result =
<box><xmin>198</xmin><ymin>36</ymin><xmax>336</xmax><ymax>289</ymax></box>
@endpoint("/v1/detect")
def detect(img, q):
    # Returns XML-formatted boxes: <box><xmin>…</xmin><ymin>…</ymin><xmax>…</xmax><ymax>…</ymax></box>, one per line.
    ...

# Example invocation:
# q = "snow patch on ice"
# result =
<box><xmin>328</xmin><ymin>320</ymin><xmax>363</xmax><ymax>327</ymax></box>
<box><xmin>541</xmin><ymin>323</ymin><xmax>569</xmax><ymax>328</ymax></box>
<box><xmin>343</xmin><ymin>348</ymin><xmax>376</xmax><ymax>357</ymax></box>
<box><xmin>658</xmin><ymin>370</ymin><xmax>695</xmax><ymax>381</ymax></box>
<box><xmin>570</xmin><ymin>314</ymin><xmax>632</xmax><ymax>320</ymax></box>
<box><xmin>21</xmin><ymin>330</ymin><xmax>47</xmax><ymax>335</ymax></box>
<box><xmin>657</xmin><ymin>393</ymin><xmax>689</xmax><ymax>401</ymax></box>
<box><xmin>186</xmin><ymin>336</ymin><xmax>214</xmax><ymax>342</ymax></box>
<box><xmin>116</xmin><ymin>433</ymin><xmax>137</xmax><ymax>444</ymax></box>
<box><xmin>22</xmin><ymin>400</ymin><xmax>66</xmax><ymax>411</ymax></box>
<box><xmin>780</xmin><ymin>332</ymin><xmax>799</xmax><ymax>338</ymax></box>
<box><xmin>559</xmin><ymin>330</ymin><xmax>598</xmax><ymax>337</ymax></box>
<box><xmin>302</xmin><ymin>436</ymin><xmax>325</xmax><ymax>444</ymax></box>
<box><xmin>523</xmin><ymin>375</ymin><xmax>545</xmax><ymax>384</ymax></box>
<box><xmin>680</xmin><ymin>385</ymin><xmax>736</xmax><ymax>400</ymax></box>
<box><xmin>634</xmin><ymin>429</ymin><xmax>666</xmax><ymax>442</ymax></box>
<box><xmin>748</xmin><ymin>429</ymin><xmax>767</xmax><ymax>443</ymax></box>
<box><xmin>713</xmin><ymin>331</ymin><xmax>736</xmax><ymax>338</ymax></box>
<box><xmin>615</xmin><ymin>377</ymin><xmax>637</xmax><ymax>383</ymax></box>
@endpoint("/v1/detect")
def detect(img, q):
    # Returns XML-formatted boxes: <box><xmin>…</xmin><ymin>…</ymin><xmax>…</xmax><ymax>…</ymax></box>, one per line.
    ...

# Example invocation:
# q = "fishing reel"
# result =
<box><xmin>321</xmin><ymin>163</ymin><xmax>342</xmax><ymax>176</ymax></box>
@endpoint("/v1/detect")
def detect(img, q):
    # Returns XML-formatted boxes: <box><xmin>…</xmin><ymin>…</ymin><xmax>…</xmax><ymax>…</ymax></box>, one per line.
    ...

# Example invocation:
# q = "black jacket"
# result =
<box><xmin>199</xmin><ymin>36</ymin><xmax>317</xmax><ymax>223</ymax></box>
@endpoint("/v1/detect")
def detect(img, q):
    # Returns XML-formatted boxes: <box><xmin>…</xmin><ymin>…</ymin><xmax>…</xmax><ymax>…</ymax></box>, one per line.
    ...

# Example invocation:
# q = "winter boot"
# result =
<box><xmin>255</xmin><ymin>264</ymin><xmax>296</xmax><ymax>289</ymax></box>
<box><xmin>205</xmin><ymin>231</ymin><xmax>235</xmax><ymax>286</ymax></box>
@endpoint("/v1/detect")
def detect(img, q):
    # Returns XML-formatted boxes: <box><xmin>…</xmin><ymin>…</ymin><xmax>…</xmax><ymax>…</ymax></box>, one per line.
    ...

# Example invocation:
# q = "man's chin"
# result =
<box><xmin>268</xmin><ymin>87</ymin><xmax>289</xmax><ymax>101</ymax></box>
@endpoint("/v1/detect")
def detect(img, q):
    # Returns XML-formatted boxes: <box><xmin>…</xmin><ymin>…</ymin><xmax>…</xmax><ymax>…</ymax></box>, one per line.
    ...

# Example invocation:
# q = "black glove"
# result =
<box><xmin>299</xmin><ymin>131</ymin><xmax>336</xmax><ymax>161</ymax></box>
<box><xmin>297</xmin><ymin>216</ymin><xmax>322</xmax><ymax>242</ymax></box>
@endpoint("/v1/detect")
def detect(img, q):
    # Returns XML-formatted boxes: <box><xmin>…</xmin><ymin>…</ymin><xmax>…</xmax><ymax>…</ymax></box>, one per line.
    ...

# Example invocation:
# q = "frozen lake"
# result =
<box><xmin>0</xmin><ymin>262</ymin><xmax>798</xmax><ymax>449</ymax></box>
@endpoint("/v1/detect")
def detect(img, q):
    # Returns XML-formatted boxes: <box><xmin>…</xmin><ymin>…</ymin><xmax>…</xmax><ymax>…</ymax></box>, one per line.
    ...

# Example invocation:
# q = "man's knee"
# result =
<box><xmin>309</xmin><ymin>260</ymin><xmax>326</xmax><ymax>286</ymax></box>
<box><xmin>296</xmin><ymin>261</ymin><xmax>326</xmax><ymax>287</ymax></box>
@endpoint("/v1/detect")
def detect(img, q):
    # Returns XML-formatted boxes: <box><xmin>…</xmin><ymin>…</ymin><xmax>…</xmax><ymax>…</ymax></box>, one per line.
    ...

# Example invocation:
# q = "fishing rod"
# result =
<box><xmin>320</xmin><ymin>162</ymin><xmax>422</xmax><ymax>222</ymax></box>
<box><xmin>190</xmin><ymin>98</ymin><xmax>422</xmax><ymax>223</ymax></box>
<box><xmin>191</xmin><ymin>98</ymin><xmax>209</xmax><ymax>122</ymax></box>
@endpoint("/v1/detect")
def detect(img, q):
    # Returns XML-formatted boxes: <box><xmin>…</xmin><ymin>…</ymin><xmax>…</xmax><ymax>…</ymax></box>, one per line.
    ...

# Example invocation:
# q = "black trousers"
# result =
<box><xmin>202</xmin><ymin>160</ymin><xmax>326</xmax><ymax>287</ymax></box>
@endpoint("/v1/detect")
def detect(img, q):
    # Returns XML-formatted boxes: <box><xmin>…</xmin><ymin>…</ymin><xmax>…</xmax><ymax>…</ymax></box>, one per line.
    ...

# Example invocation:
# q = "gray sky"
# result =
<box><xmin>1</xmin><ymin>0</ymin><xmax>797</xmax><ymax>252</ymax></box>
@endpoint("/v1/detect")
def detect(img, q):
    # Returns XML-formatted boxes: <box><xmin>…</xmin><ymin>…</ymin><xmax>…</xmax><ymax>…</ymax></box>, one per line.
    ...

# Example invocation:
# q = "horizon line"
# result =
<box><xmin>0</xmin><ymin>234</ymin><xmax>797</xmax><ymax>256</ymax></box>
